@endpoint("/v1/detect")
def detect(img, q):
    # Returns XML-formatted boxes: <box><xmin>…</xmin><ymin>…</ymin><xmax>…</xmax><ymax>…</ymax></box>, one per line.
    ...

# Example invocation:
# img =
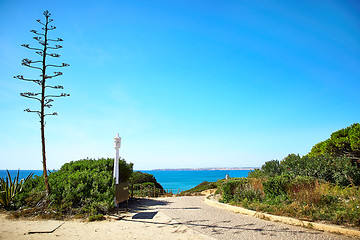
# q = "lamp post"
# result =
<box><xmin>114</xmin><ymin>133</ymin><xmax>121</xmax><ymax>185</ymax></box>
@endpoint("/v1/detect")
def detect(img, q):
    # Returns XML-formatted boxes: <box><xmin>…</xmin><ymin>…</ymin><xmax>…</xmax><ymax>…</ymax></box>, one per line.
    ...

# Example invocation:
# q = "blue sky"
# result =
<box><xmin>0</xmin><ymin>0</ymin><xmax>359</xmax><ymax>170</ymax></box>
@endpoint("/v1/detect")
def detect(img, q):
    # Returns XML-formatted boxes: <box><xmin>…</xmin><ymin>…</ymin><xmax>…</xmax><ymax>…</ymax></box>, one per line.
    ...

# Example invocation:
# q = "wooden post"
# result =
<box><xmin>131</xmin><ymin>183</ymin><xmax>134</xmax><ymax>198</ymax></box>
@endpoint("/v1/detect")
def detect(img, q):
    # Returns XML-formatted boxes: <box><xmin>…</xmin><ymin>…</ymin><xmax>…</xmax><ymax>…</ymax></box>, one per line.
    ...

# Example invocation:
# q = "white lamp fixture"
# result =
<box><xmin>113</xmin><ymin>133</ymin><xmax>121</xmax><ymax>184</ymax></box>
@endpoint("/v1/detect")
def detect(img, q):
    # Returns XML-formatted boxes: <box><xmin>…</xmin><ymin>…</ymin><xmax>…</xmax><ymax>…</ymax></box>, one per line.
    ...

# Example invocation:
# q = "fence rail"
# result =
<box><xmin>129</xmin><ymin>184</ymin><xmax>184</xmax><ymax>198</ymax></box>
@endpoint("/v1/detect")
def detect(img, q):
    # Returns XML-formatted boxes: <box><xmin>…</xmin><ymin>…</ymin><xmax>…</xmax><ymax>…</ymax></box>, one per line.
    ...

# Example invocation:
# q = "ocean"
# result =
<box><xmin>143</xmin><ymin>170</ymin><xmax>251</xmax><ymax>191</ymax></box>
<box><xmin>0</xmin><ymin>169</ymin><xmax>251</xmax><ymax>191</ymax></box>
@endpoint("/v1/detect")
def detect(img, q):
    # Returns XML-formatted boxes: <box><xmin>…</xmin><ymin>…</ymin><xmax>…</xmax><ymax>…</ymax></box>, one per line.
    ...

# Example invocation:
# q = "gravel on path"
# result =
<box><xmin>157</xmin><ymin>196</ymin><xmax>356</xmax><ymax>240</ymax></box>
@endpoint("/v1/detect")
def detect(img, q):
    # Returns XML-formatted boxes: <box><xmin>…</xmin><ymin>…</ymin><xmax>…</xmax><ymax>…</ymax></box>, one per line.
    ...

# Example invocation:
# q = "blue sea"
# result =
<box><xmin>143</xmin><ymin>170</ymin><xmax>251</xmax><ymax>191</ymax></box>
<box><xmin>0</xmin><ymin>169</ymin><xmax>251</xmax><ymax>191</ymax></box>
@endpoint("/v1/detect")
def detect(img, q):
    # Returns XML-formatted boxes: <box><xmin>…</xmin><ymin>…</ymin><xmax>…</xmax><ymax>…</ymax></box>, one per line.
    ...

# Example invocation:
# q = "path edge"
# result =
<box><xmin>203</xmin><ymin>196</ymin><xmax>360</xmax><ymax>238</ymax></box>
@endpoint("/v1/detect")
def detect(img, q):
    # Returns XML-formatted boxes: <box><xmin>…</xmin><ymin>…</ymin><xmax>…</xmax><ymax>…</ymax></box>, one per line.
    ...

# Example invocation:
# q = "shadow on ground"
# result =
<box><xmin>127</xmin><ymin>198</ymin><xmax>170</xmax><ymax>211</ymax></box>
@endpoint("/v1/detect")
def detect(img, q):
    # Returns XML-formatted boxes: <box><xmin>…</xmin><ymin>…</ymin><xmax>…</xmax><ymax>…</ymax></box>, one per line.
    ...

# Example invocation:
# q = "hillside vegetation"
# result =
<box><xmin>197</xmin><ymin>124</ymin><xmax>360</xmax><ymax>228</ymax></box>
<box><xmin>130</xmin><ymin>171</ymin><xmax>164</xmax><ymax>197</ymax></box>
<box><xmin>2</xmin><ymin>158</ymin><xmax>163</xmax><ymax>219</ymax></box>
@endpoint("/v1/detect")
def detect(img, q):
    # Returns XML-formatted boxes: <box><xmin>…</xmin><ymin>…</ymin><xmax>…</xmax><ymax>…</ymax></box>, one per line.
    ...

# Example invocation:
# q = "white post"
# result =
<box><xmin>114</xmin><ymin>133</ymin><xmax>121</xmax><ymax>185</ymax></box>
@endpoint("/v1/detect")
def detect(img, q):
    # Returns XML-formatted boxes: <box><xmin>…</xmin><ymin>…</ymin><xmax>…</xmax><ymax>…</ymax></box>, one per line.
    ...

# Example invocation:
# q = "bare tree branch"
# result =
<box><xmin>20</xmin><ymin>92</ymin><xmax>42</xmax><ymax>101</ymax></box>
<box><xmin>47</xmin><ymin>45</ymin><xmax>63</xmax><ymax>50</ymax></box>
<box><xmin>21</xmin><ymin>63</ymin><xmax>42</xmax><ymax>70</ymax></box>
<box><xmin>36</xmin><ymin>19</ymin><xmax>45</xmax><ymax>26</ymax></box>
<box><xmin>21</xmin><ymin>58</ymin><xmax>43</xmax><ymax>70</ymax></box>
<box><xmin>45</xmin><ymin>112</ymin><xmax>58</xmax><ymax>116</ymax></box>
<box><xmin>14</xmin><ymin>75</ymin><xmax>42</xmax><ymax>84</ymax></box>
<box><xmin>21</xmin><ymin>44</ymin><xmax>43</xmax><ymax>51</ymax></box>
<box><xmin>48</xmin><ymin>38</ymin><xmax>63</xmax><ymax>42</ymax></box>
<box><xmin>47</xmin><ymin>53</ymin><xmax>60</xmax><ymax>57</ymax></box>
<box><xmin>46</xmin><ymin>72</ymin><xmax>63</xmax><ymax>78</ymax></box>
<box><xmin>45</xmin><ymin>85</ymin><xmax>64</xmax><ymax>89</ymax></box>
<box><xmin>30</xmin><ymin>30</ymin><xmax>45</xmax><ymax>36</ymax></box>
<box><xmin>46</xmin><ymin>63</ymin><xmax>70</xmax><ymax>68</ymax></box>
<box><xmin>24</xmin><ymin>108</ymin><xmax>41</xmax><ymax>117</ymax></box>
<box><xmin>45</xmin><ymin>93</ymin><xmax>70</xmax><ymax>98</ymax></box>
<box><xmin>45</xmin><ymin>99</ymin><xmax>54</xmax><ymax>104</ymax></box>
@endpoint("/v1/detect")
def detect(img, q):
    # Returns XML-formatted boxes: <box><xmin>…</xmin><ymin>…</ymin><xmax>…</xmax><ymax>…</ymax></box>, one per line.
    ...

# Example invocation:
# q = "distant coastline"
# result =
<box><xmin>151</xmin><ymin>167</ymin><xmax>259</xmax><ymax>171</ymax></box>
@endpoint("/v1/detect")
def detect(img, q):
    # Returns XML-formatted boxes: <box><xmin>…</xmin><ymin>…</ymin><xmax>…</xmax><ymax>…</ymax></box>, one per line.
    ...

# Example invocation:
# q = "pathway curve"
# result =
<box><xmin>156</xmin><ymin>196</ymin><xmax>356</xmax><ymax>240</ymax></box>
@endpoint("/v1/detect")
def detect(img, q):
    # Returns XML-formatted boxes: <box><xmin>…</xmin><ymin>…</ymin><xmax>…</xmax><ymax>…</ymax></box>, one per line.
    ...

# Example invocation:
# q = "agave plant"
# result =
<box><xmin>0</xmin><ymin>170</ymin><xmax>34</xmax><ymax>209</ymax></box>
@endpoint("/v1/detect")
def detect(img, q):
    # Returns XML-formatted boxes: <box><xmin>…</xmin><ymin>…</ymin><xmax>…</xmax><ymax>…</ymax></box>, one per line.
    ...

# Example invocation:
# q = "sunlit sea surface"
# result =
<box><xmin>1</xmin><ymin>169</ymin><xmax>251</xmax><ymax>192</ymax></box>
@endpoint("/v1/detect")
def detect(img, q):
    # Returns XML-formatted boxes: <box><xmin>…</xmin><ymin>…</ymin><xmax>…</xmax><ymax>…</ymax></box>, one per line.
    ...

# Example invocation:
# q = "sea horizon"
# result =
<box><xmin>0</xmin><ymin>167</ymin><xmax>259</xmax><ymax>171</ymax></box>
<box><xmin>1</xmin><ymin>169</ymin><xmax>252</xmax><ymax>191</ymax></box>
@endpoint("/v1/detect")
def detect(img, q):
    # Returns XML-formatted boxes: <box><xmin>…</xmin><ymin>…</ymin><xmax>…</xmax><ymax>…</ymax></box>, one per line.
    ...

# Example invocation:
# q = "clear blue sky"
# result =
<box><xmin>0</xmin><ymin>0</ymin><xmax>359</xmax><ymax>170</ymax></box>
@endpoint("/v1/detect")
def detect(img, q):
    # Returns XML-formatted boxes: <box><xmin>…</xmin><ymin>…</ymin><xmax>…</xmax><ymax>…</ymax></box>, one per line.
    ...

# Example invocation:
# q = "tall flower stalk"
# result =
<box><xmin>15</xmin><ymin>10</ymin><xmax>69</xmax><ymax>195</ymax></box>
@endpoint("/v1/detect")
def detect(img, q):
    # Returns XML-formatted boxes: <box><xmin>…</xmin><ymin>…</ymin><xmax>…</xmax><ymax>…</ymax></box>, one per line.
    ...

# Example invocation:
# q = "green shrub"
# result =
<box><xmin>130</xmin><ymin>171</ymin><xmax>163</xmax><ymax>190</ymax></box>
<box><xmin>261</xmin><ymin>160</ymin><xmax>284</xmax><ymax>177</ymax></box>
<box><xmin>308</xmin><ymin>123</ymin><xmax>360</xmax><ymax>162</ymax></box>
<box><xmin>17</xmin><ymin>158</ymin><xmax>133</xmax><ymax>217</ymax></box>
<box><xmin>282</xmin><ymin>154</ymin><xmax>360</xmax><ymax>186</ymax></box>
<box><xmin>256</xmin><ymin>153</ymin><xmax>360</xmax><ymax>186</ymax></box>
<box><xmin>263</xmin><ymin>175</ymin><xmax>291</xmax><ymax>196</ymax></box>
<box><xmin>180</xmin><ymin>181</ymin><xmax>218</xmax><ymax>195</ymax></box>
<box><xmin>88</xmin><ymin>214</ymin><xmax>104</xmax><ymax>221</ymax></box>
<box><xmin>247</xmin><ymin>169</ymin><xmax>266</xmax><ymax>179</ymax></box>
<box><xmin>142</xmin><ymin>182</ymin><xmax>155</xmax><ymax>188</ymax></box>
<box><xmin>220</xmin><ymin>178</ymin><xmax>264</xmax><ymax>203</ymax></box>
<box><xmin>0</xmin><ymin>170</ymin><xmax>33</xmax><ymax>209</ymax></box>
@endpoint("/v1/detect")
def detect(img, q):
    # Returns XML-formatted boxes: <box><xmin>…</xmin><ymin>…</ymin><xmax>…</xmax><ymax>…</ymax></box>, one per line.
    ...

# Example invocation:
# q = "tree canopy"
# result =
<box><xmin>308</xmin><ymin>123</ymin><xmax>360</xmax><ymax>161</ymax></box>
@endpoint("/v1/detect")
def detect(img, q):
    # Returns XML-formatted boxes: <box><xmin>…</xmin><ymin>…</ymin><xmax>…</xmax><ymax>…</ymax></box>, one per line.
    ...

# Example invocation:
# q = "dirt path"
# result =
<box><xmin>0</xmin><ymin>197</ymin><xmax>357</xmax><ymax>240</ymax></box>
<box><xmin>157</xmin><ymin>196</ymin><xmax>356</xmax><ymax>240</ymax></box>
<box><xmin>0</xmin><ymin>198</ymin><xmax>209</xmax><ymax>240</ymax></box>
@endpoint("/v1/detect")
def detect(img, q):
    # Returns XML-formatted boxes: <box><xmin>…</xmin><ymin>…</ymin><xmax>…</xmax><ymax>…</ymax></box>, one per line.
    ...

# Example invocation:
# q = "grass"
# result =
<box><xmin>219</xmin><ymin>178</ymin><xmax>360</xmax><ymax>228</ymax></box>
<box><xmin>186</xmin><ymin>177</ymin><xmax>360</xmax><ymax>228</ymax></box>
<box><xmin>88</xmin><ymin>214</ymin><xmax>105</xmax><ymax>221</ymax></box>
<box><xmin>180</xmin><ymin>181</ymin><xmax>222</xmax><ymax>196</ymax></box>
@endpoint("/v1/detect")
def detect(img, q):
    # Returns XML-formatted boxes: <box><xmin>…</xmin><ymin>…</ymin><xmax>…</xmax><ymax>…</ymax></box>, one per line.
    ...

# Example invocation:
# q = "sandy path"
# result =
<box><xmin>0</xmin><ymin>198</ymin><xmax>210</xmax><ymax>240</ymax></box>
<box><xmin>158</xmin><ymin>196</ymin><xmax>356</xmax><ymax>240</ymax></box>
<box><xmin>1</xmin><ymin>196</ymin><xmax>357</xmax><ymax>240</ymax></box>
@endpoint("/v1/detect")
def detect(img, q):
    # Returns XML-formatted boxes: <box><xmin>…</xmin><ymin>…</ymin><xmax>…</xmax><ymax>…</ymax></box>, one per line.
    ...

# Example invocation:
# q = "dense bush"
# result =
<box><xmin>0</xmin><ymin>170</ymin><xmax>33</xmax><ymax>209</ymax></box>
<box><xmin>130</xmin><ymin>171</ymin><xmax>163</xmax><ymax>190</ymax></box>
<box><xmin>260</xmin><ymin>160</ymin><xmax>284</xmax><ymax>177</ymax></box>
<box><xmin>219</xmin><ymin>176</ymin><xmax>360</xmax><ymax>227</ymax></box>
<box><xmin>263</xmin><ymin>175</ymin><xmax>291</xmax><ymax>196</ymax></box>
<box><xmin>220</xmin><ymin>178</ymin><xmax>264</xmax><ymax>203</ymax></box>
<box><xmin>282</xmin><ymin>154</ymin><xmax>359</xmax><ymax>186</ymax></box>
<box><xmin>180</xmin><ymin>181</ymin><xmax>219</xmax><ymax>196</ymax></box>
<box><xmin>251</xmin><ymin>153</ymin><xmax>360</xmax><ymax>186</ymax></box>
<box><xmin>129</xmin><ymin>171</ymin><xmax>164</xmax><ymax>197</ymax></box>
<box><xmin>249</xmin><ymin>124</ymin><xmax>360</xmax><ymax>187</ymax></box>
<box><xmin>16</xmin><ymin>158</ymin><xmax>133</xmax><ymax>217</ymax></box>
<box><xmin>308</xmin><ymin>123</ymin><xmax>360</xmax><ymax>162</ymax></box>
<box><xmin>222</xmin><ymin>124</ymin><xmax>360</xmax><ymax>227</ymax></box>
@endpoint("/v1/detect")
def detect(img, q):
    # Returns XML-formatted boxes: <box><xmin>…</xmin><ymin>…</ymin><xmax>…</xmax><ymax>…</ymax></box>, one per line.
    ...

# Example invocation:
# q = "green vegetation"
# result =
<box><xmin>217</xmin><ymin>123</ymin><xmax>360</xmax><ymax>228</ymax></box>
<box><xmin>11</xmin><ymin>158</ymin><xmax>133</xmax><ymax>218</ymax></box>
<box><xmin>308</xmin><ymin>123</ymin><xmax>360</xmax><ymax>163</ymax></box>
<box><xmin>88</xmin><ymin>214</ymin><xmax>105</xmax><ymax>222</ymax></box>
<box><xmin>188</xmin><ymin>124</ymin><xmax>360</xmax><ymax>227</ymax></box>
<box><xmin>248</xmin><ymin>154</ymin><xmax>360</xmax><ymax>186</ymax></box>
<box><xmin>0</xmin><ymin>170</ymin><xmax>33</xmax><ymax>210</ymax></box>
<box><xmin>130</xmin><ymin>171</ymin><xmax>164</xmax><ymax>197</ymax></box>
<box><xmin>180</xmin><ymin>181</ymin><xmax>221</xmax><ymax>196</ymax></box>
<box><xmin>3</xmin><ymin>158</ymin><xmax>166</xmax><ymax>219</ymax></box>
<box><xmin>218</xmin><ymin>176</ymin><xmax>360</xmax><ymax>227</ymax></box>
